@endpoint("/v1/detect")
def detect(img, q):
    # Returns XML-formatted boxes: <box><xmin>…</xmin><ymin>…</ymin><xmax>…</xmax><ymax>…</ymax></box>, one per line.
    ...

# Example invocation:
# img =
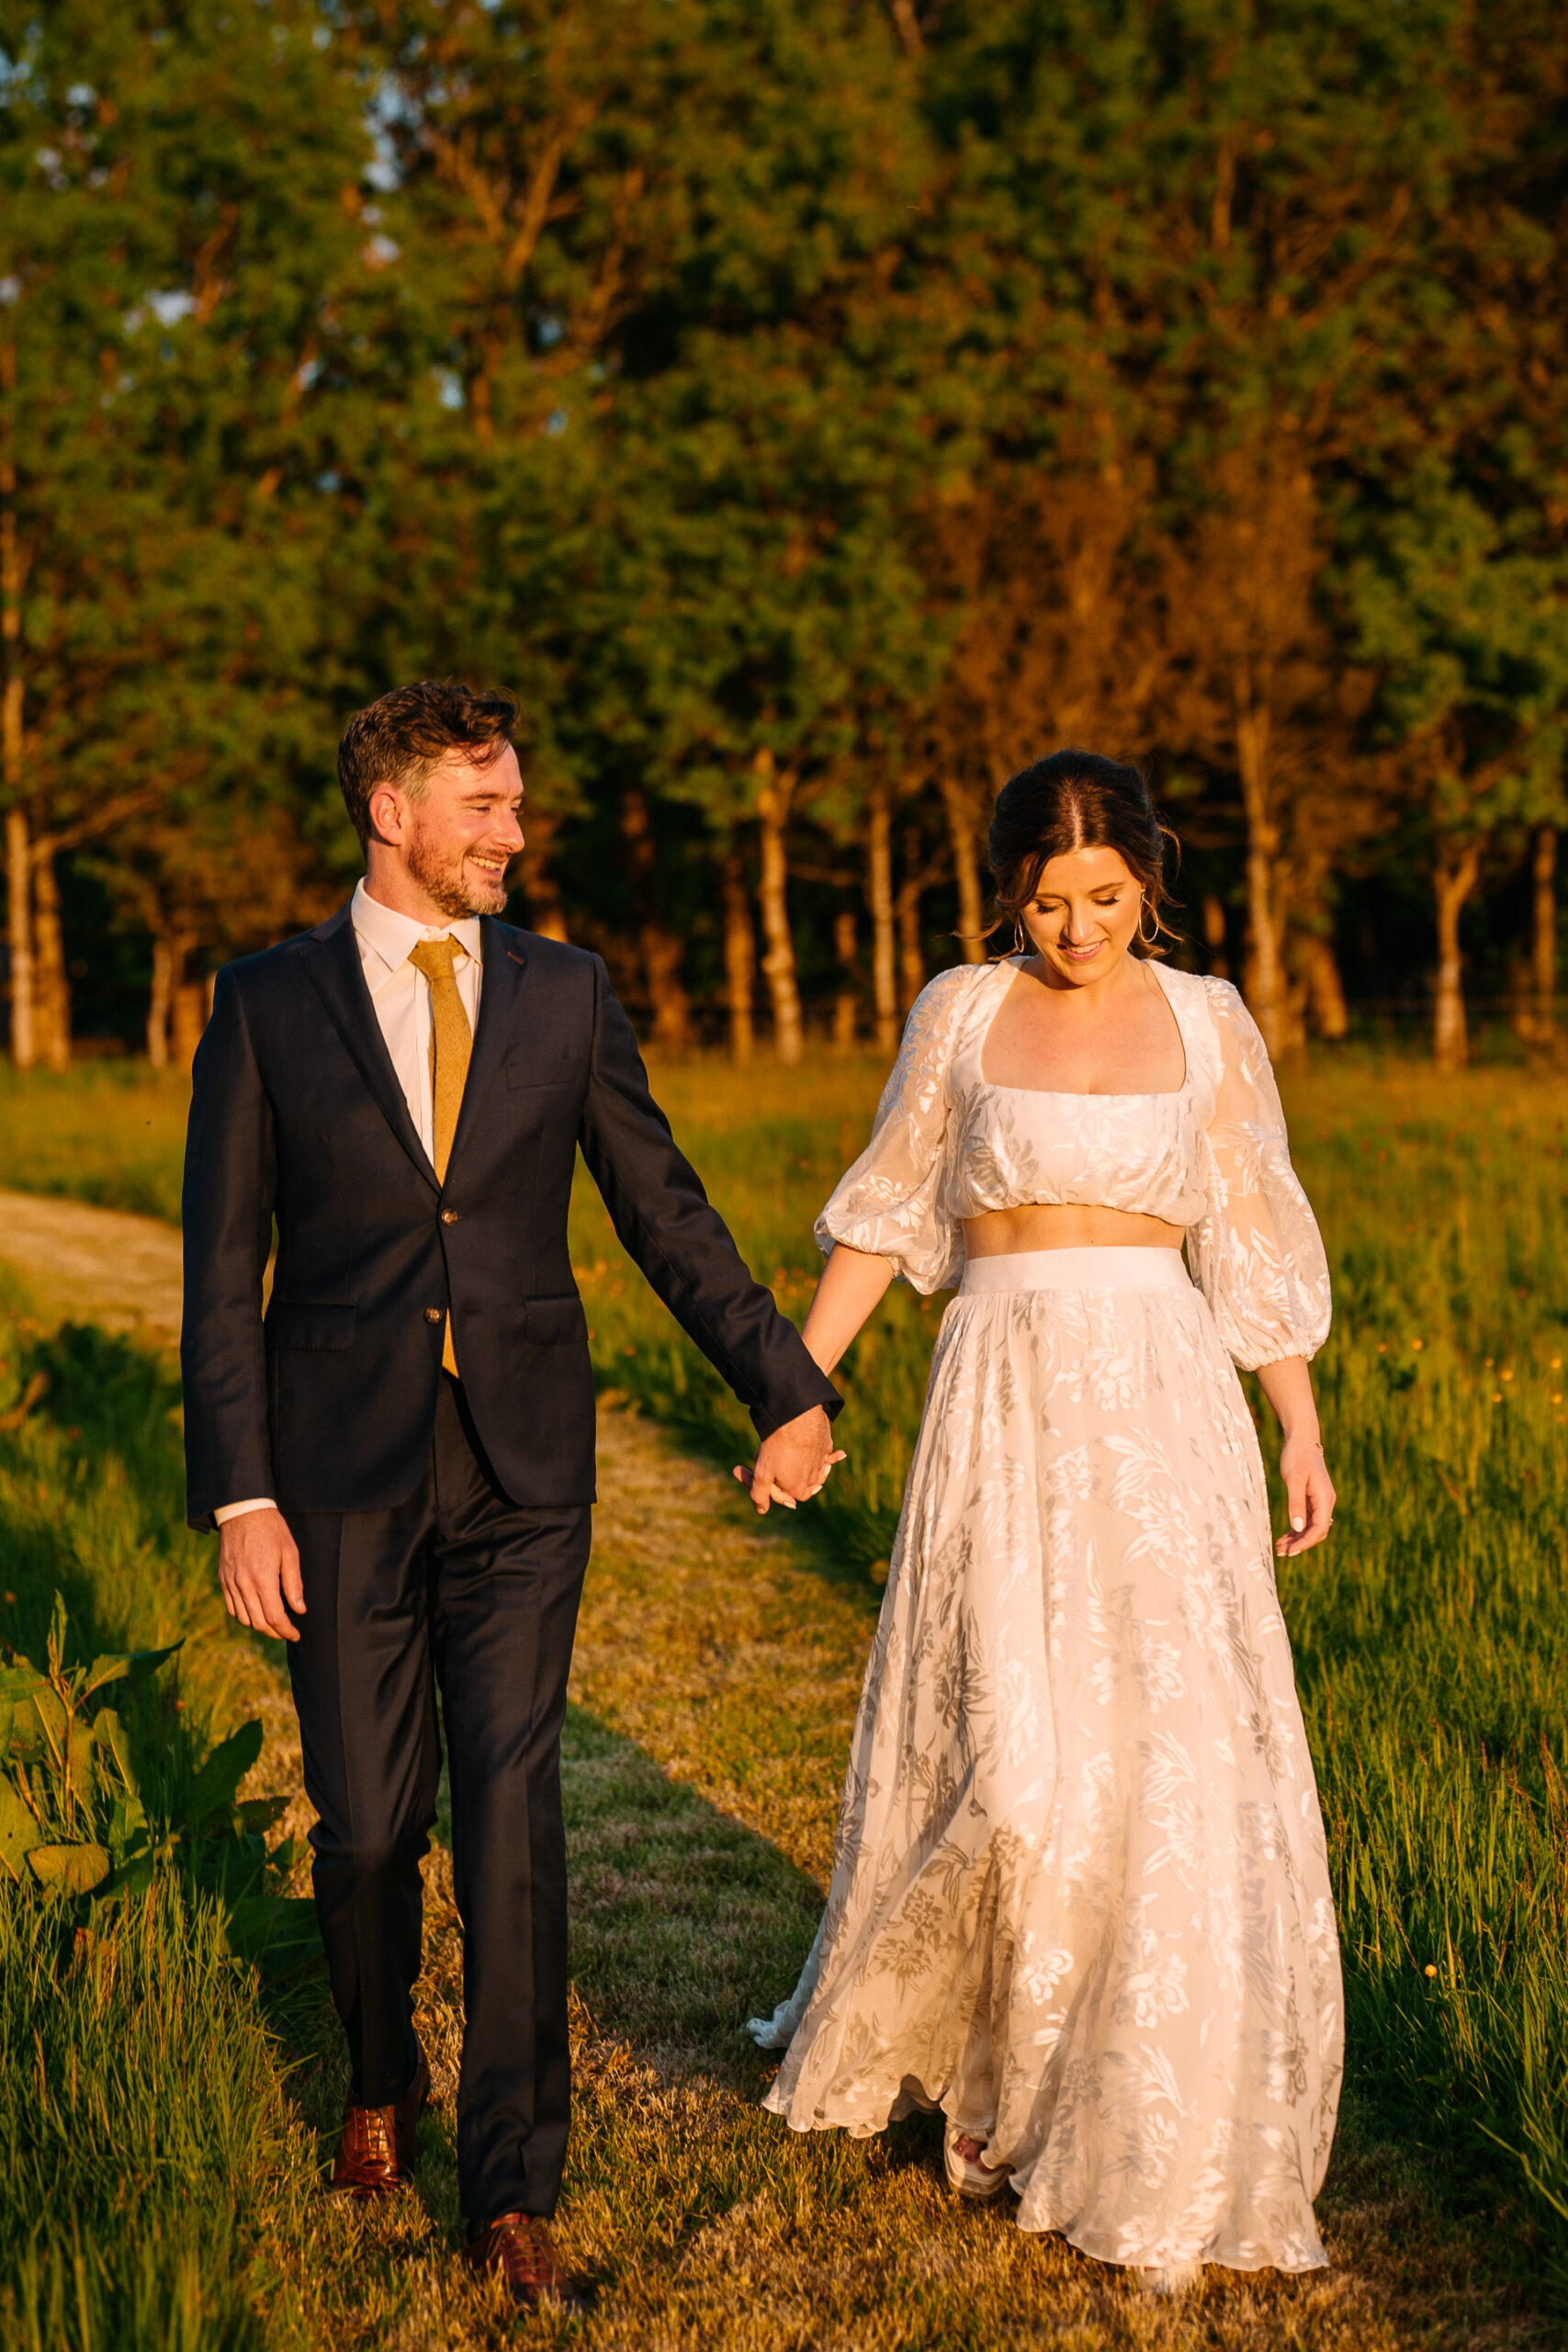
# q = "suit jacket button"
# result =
<box><xmin>440</xmin><ymin>1209</ymin><xmax>459</xmax><ymax>1225</ymax></box>
<box><xmin>424</xmin><ymin>1306</ymin><xmax>442</xmax><ymax>1325</ymax></box>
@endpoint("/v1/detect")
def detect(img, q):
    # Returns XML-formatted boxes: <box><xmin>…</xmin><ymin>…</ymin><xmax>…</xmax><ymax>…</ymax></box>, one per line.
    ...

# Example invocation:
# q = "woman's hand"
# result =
<box><xmin>733</xmin><ymin>1408</ymin><xmax>846</xmax><ymax>1515</ymax></box>
<box><xmin>1275</xmin><ymin>1433</ymin><xmax>1335</xmax><ymax>1558</ymax></box>
<box><xmin>1254</xmin><ymin>1354</ymin><xmax>1336</xmax><ymax>1559</ymax></box>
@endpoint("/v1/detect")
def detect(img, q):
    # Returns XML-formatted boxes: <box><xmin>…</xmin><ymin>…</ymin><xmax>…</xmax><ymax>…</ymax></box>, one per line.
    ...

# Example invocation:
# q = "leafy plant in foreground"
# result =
<box><xmin>0</xmin><ymin>1592</ymin><xmax>317</xmax><ymax>1973</ymax></box>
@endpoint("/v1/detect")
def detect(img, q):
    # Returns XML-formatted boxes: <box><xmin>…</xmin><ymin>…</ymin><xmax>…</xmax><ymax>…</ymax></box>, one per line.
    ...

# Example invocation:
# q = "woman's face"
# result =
<box><xmin>1018</xmin><ymin>844</ymin><xmax>1144</xmax><ymax>986</ymax></box>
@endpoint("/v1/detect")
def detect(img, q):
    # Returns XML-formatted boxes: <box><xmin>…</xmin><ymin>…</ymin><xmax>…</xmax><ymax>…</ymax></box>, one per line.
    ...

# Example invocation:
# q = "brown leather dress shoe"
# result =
<box><xmin>328</xmin><ymin>2045</ymin><xmax>429</xmax><ymax>2195</ymax></box>
<box><xmin>464</xmin><ymin>2213</ymin><xmax>584</xmax><ymax>2312</ymax></box>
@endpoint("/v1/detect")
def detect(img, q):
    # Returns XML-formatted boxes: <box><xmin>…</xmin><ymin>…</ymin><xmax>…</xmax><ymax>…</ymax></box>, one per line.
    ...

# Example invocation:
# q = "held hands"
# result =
<box><xmin>1275</xmin><ymin>1433</ymin><xmax>1336</xmax><ymax>1559</ymax></box>
<box><xmin>733</xmin><ymin>1405</ymin><xmax>846</xmax><ymax>1517</ymax></box>
<box><xmin>218</xmin><ymin>1507</ymin><xmax>306</xmax><ymax>1642</ymax></box>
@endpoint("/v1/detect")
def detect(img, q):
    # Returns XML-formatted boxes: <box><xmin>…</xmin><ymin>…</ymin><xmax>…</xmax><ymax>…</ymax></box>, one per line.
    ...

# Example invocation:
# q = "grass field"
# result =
<box><xmin>0</xmin><ymin>1043</ymin><xmax>1565</xmax><ymax>2346</ymax></box>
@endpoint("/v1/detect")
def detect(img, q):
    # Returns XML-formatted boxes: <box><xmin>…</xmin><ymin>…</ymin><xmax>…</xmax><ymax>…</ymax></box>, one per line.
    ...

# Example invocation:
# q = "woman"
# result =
<box><xmin>750</xmin><ymin>752</ymin><xmax>1340</xmax><ymax>2292</ymax></box>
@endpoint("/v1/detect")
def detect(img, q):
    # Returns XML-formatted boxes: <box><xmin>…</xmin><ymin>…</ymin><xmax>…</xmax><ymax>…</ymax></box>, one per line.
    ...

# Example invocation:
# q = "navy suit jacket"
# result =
<box><xmin>181</xmin><ymin>901</ymin><xmax>840</xmax><ymax>1528</ymax></box>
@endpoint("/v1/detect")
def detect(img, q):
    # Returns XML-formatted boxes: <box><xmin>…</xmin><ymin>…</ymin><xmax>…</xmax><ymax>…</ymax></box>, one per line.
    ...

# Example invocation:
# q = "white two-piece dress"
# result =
<box><xmin>751</xmin><ymin>955</ymin><xmax>1341</xmax><ymax>2276</ymax></box>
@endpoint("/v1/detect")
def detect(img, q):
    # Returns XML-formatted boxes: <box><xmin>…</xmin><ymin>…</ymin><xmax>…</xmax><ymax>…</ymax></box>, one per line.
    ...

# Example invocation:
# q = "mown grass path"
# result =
<box><xmin>0</xmin><ymin>1184</ymin><xmax>1555</xmax><ymax>2348</ymax></box>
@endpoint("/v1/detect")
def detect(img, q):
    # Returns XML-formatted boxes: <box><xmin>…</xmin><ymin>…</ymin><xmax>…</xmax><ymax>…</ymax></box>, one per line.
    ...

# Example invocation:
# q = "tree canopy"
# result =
<box><xmin>1</xmin><ymin>0</ymin><xmax>1563</xmax><ymax>1069</ymax></box>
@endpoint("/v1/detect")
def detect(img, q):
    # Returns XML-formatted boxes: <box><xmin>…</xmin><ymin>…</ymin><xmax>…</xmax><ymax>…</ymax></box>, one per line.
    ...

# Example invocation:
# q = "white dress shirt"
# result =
<box><xmin>215</xmin><ymin>880</ymin><xmax>484</xmax><ymax>1525</ymax></box>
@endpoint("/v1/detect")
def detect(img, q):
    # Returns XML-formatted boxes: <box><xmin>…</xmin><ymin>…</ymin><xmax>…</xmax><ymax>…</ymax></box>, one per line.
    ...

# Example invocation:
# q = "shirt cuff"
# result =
<box><xmin>214</xmin><ymin>1498</ymin><xmax>277</xmax><ymax>1525</ymax></box>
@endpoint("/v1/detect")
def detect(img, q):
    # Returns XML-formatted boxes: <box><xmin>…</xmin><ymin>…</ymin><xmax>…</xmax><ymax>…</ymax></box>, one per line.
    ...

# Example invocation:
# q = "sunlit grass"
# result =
<box><xmin>0</xmin><ymin>1064</ymin><xmax>191</xmax><ymax>1225</ymax></box>
<box><xmin>0</xmin><ymin>1047</ymin><xmax>1564</xmax><ymax>2342</ymax></box>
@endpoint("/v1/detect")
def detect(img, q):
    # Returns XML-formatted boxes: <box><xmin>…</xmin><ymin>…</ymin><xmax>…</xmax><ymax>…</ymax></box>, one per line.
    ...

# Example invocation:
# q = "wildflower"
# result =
<box><xmin>1501</xmin><ymin>1369</ymin><xmax>1514</xmax><ymax>1382</ymax></box>
<box><xmin>1424</xmin><ymin>1965</ymin><xmax>1438</xmax><ymax>1979</ymax></box>
<box><xmin>1411</xmin><ymin>1339</ymin><xmax>1424</xmax><ymax>1351</ymax></box>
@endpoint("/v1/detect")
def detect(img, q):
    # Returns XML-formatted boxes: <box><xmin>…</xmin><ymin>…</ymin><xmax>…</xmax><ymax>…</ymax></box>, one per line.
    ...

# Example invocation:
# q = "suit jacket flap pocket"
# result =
<box><xmin>525</xmin><ymin>1295</ymin><xmax>587</xmax><ymax>1346</ymax></box>
<box><xmin>269</xmin><ymin>1301</ymin><xmax>357</xmax><ymax>1351</ymax></box>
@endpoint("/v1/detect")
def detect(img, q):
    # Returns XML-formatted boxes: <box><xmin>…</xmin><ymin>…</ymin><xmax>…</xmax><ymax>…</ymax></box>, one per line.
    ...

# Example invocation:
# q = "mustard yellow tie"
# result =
<box><xmin>408</xmin><ymin>936</ymin><xmax>472</xmax><ymax>1375</ymax></box>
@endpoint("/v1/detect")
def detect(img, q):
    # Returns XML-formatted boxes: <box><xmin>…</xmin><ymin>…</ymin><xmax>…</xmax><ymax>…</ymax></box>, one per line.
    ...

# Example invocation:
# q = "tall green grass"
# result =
<box><xmin>3</xmin><ymin>1046</ymin><xmax>1566</xmax><ymax>2312</ymax></box>
<box><xmin>0</xmin><ymin>1882</ymin><xmax>310</xmax><ymax>2352</ymax></box>
<box><xmin>0</xmin><ymin>1066</ymin><xmax>190</xmax><ymax>1226</ymax></box>
<box><xmin>0</xmin><ymin>1273</ymin><xmax>322</xmax><ymax>2350</ymax></box>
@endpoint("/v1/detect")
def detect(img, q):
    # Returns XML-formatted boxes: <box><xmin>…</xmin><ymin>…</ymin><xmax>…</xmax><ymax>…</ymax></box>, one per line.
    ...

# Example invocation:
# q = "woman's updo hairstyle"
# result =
<box><xmin>987</xmin><ymin>749</ymin><xmax>1180</xmax><ymax>956</ymax></box>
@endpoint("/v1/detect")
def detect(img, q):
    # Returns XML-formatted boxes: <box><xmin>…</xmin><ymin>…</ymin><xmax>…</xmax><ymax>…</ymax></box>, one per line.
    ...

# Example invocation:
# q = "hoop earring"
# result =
<box><xmin>1137</xmin><ymin>898</ymin><xmax>1159</xmax><ymax>949</ymax></box>
<box><xmin>1012</xmin><ymin>916</ymin><xmax>1029</xmax><ymax>956</ymax></box>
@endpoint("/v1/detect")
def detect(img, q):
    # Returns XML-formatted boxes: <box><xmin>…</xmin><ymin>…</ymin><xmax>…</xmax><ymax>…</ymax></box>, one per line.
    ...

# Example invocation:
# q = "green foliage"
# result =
<box><xmin>1343</xmin><ymin>459</ymin><xmax>1568</xmax><ymax>848</ymax></box>
<box><xmin>5</xmin><ymin>0</ymin><xmax>1562</xmax><ymax>1049</ymax></box>
<box><xmin>0</xmin><ymin>1591</ymin><xmax>180</xmax><ymax>1899</ymax></box>
<box><xmin>0</xmin><ymin>1589</ymin><xmax>318</xmax><ymax>1971</ymax></box>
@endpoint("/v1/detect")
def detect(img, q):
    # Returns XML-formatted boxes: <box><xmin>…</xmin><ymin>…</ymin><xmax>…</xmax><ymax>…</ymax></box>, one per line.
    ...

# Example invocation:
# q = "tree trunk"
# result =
<box><xmin>753</xmin><ymin>753</ymin><xmax>802</xmax><ymax>1063</ymax></box>
<box><xmin>4</xmin><ymin>804</ymin><xmax>31</xmax><ymax>1069</ymax></box>
<box><xmin>832</xmin><ymin>906</ymin><xmax>857</xmax><ymax>1051</ymax></box>
<box><xmin>1432</xmin><ymin>843</ymin><xmax>1481</xmax><ymax>1072</ymax></box>
<box><xmin>147</xmin><ymin>934</ymin><xmax>174</xmax><ymax>1067</ymax></box>
<box><xmin>31</xmin><ymin>844</ymin><xmax>70</xmax><ymax>1070</ymax></box>
<box><xmin>1233</xmin><ymin>659</ymin><xmax>1284</xmax><ymax>1054</ymax></box>
<box><xmin>517</xmin><ymin>809</ymin><xmax>568</xmax><ymax>941</ymax></box>
<box><xmin>941</xmin><ymin>775</ymin><xmax>987</xmax><ymax>962</ymax></box>
<box><xmin>867</xmin><ymin>783</ymin><xmax>897</xmax><ymax>1056</ymax></box>
<box><xmin>721</xmin><ymin>850</ymin><xmax>755</xmax><ymax>1067</ymax></box>
<box><xmin>1531</xmin><ymin>823</ymin><xmax>1557</xmax><ymax>1035</ymax></box>
<box><xmin>640</xmin><ymin>933</ymin><xmax>690</xmax><ymax>1049</ymax></box>
<box><xmin>619</xmin><ymin>785</ymin><xmax>690</xmax><ymax>1049</ymax></box>
<box><xmin>897</xmin><ymin>827</ymin><xmax>925</xmax><ymax>1013</ymax></box>
<box><xmin>2</xmin><ymin>342</ymin><xmax>28</xmax><ymax>1070</ymax></box>
<box><xmin>1201</xmin><ymin>892</ymin><xmax>1230</xmax><ymax>981</ymax></box>
<box><xmin>1304</xmin><ymin>935</ymin><xmax>1349</xmax><ymax>1040</ymax></box>
<box><xmin>171</xmin><ymin>978</ymin><xmax>207</xmax><ymax>1072</ymax></box>
<box><xmin>1242</xmin><ymin>838</ymin><xmax>1283</xmax><ymax>1052</ymax></box>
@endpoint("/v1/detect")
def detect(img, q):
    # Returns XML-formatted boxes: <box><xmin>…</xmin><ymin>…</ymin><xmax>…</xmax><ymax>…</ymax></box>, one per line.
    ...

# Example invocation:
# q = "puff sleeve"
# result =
<box><xmin>815</xmin><ymin>965</ymin><xmax>971</xmax><ymax>1294</ymax></box>
<box><xmin>1188</xmin><ymin>979</ymin><xmax>1332</xmax><ymax>1369</ymax></box>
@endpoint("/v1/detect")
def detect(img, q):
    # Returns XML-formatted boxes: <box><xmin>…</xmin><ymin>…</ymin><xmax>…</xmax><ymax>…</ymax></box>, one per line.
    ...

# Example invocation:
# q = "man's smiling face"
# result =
<box><xmin>372</xmin><ymin>741</ymin><xmax>525</xmax><ymax>922</ymax></box>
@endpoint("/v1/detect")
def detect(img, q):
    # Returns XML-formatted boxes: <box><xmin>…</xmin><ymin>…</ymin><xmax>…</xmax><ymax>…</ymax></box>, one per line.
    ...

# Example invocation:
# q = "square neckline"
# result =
<box><xmin>976</xmin><ymin>956</ymin><xmax>1190</xmax><ymax>1101</ymax></box>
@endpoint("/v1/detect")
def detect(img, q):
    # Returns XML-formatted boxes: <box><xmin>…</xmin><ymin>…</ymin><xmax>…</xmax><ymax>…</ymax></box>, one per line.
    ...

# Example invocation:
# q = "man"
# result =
<box><xmin>182</xmin><ymin>680</ymin><xmax>841</xmax><ymax>2310</ymax></box>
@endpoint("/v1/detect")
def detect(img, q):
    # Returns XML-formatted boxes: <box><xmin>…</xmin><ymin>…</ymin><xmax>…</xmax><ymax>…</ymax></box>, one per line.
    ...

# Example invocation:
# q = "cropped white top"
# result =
<box><xmin>816</xmin><ymin>956</ymin><xmax>1331</xmax><ymax>1370</ymax></box>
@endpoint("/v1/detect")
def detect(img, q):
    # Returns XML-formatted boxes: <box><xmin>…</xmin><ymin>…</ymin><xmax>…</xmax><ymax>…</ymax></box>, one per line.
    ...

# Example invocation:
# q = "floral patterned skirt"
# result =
<box><xmin>751</xmin><ymin>1248</ymin><xmax>1341</xmax><ymax>2275</ymax></box>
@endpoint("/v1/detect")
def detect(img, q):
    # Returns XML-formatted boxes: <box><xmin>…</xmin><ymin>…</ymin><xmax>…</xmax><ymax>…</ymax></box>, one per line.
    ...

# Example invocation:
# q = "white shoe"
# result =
<box><xmin>942</xmin><ymin>2120</ymin><xmax>1011</xmax><ymax>2201</ymax></box>
<box><xmin>1135</xmin><ymin>2262</ymin><xmax>1202</xmax><ymax>2297</ymax></box>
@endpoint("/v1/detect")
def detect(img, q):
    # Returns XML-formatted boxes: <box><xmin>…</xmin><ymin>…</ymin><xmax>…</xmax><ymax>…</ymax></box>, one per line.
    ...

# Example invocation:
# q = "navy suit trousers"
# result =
<box><xmin>285</xmin><ymin>1374</ymin><xmax>591</xmax><ymax>2223</ymax></box>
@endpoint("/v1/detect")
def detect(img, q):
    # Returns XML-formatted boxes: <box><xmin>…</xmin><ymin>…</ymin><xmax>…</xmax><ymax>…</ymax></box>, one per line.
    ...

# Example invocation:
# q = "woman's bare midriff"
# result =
<box><xmin>963</xmin><ymin>1204</ymin><xmax>1186</xmax><ymax>1258</ymax></box>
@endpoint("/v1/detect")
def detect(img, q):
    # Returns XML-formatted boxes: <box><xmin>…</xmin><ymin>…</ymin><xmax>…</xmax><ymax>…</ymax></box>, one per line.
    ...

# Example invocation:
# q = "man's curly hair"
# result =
<box><xmin>337</xmin><ymin>679</ymin><xmax>518</xmax><ymax>848</ymax></box>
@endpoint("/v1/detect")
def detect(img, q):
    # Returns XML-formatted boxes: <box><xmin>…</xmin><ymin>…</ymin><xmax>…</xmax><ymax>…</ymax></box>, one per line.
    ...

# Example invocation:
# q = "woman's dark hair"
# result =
<box><xmin>985</xmin><ymin>749</ymin><xmax>1180</xmax><ymax>956</ymax></box>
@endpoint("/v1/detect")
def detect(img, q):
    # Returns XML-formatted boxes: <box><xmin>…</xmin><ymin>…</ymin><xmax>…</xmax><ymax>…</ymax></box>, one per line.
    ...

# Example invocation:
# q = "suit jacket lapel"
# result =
<box><xmin>450</xmin><ymin>920</ymin><xmax>528</xmax><ymax>1169</ymax></box>
<box><xmin>300</xmin><ymin>906</ymin><xmax>439</xmax><ymax>1191</ymax></box>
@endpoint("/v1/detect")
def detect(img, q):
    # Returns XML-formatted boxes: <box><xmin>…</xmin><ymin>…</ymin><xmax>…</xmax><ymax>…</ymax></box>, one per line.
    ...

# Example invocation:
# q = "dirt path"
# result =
<box><xmin>0</xmin><ymin>1188</ymin><xmax>185</xmax><ymax>1341</ymax></box>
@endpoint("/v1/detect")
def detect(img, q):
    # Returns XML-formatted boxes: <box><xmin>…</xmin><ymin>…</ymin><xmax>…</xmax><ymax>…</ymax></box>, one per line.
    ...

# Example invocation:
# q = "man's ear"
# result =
<box><xmin>367</xmin><ymin>782</ymin><xmax>403</xmax><ymax>845</ymax></box>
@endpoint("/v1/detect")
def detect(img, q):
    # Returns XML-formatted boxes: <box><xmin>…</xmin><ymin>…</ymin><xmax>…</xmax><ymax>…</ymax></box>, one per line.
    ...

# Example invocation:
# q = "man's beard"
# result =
<box><xmin>404</xmin><ymin>824</ymin><xmax>509</xmax><ymax>919</ymax></box>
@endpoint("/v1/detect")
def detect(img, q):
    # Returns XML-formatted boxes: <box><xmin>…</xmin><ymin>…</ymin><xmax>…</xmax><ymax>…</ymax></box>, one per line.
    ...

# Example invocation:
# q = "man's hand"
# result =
<box><xmin>732</xmin><ymin>1405</ymin><xmax>845</xmax><ymax>1517</ymax></box>
<box><xmin>218</xmin><ymin>1507</ymin><xmax>306</xmax><ymax>1642</ymax></box>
